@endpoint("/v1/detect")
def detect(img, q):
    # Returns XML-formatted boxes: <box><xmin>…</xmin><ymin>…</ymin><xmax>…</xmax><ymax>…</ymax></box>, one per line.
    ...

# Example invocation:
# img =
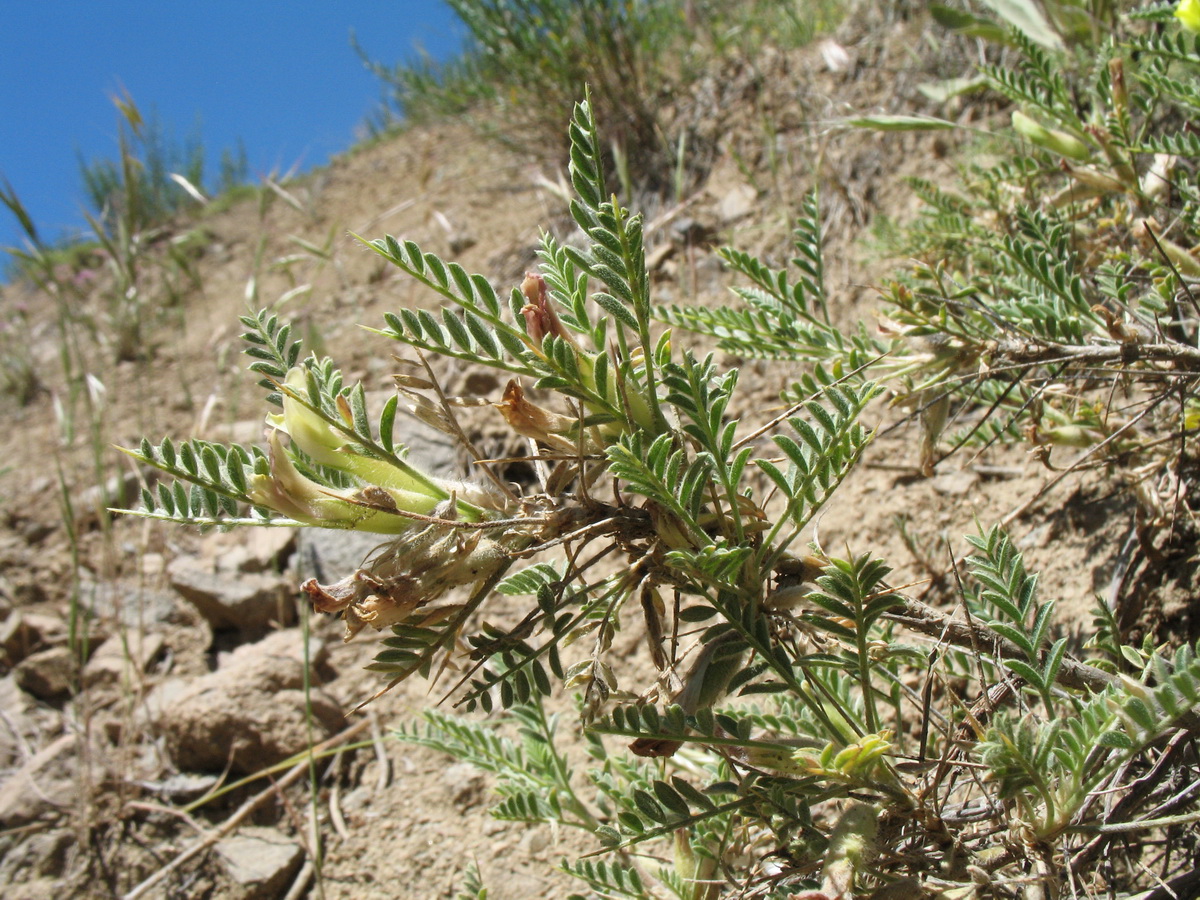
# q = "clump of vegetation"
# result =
<box><xmin>0</xmin><ymin>91</ymin><xmax>239</xmax><ymax>387</ymax></box>
<box><xmin>78</xmin><ymin>89</ymin><xmax>248</xmax><ymax>237</ymax></box>
<box><xmin>125</xmin><ymin>0</ymin><xmax>1200</xmax><ymax>884</ymax></box>
<box><xmin>359</xmin><ymin>0</ymin><xmax>842</xmax><ymax>193</ymax></box>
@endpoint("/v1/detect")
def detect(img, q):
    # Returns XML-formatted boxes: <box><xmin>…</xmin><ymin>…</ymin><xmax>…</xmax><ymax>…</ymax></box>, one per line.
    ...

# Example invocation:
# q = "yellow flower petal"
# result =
<box><xmin>1177</xmin><ymin>0</ymin><xmax>1200</xmax><ymax>34</ymax></box>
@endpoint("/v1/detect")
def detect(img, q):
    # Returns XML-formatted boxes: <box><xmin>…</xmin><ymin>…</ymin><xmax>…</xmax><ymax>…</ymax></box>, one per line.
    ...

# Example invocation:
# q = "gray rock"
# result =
<box><xmin>216</xmin><ymin>827</ymin><xmax>303</xmax><ymax>900</ymax></box>
<box><xmin>385</xmin><ymin>403</ymin><xmax>463</xmax><ymax>479</ymax></box>
<box><xmin>294</xmin><ymin>528</ymin><xmax>391</xmax><ymax>586</ymax></box>
<box><xmin>168</xmin><ymin>557</ymin><xmax>295</xmax><ymax>633</ymax></box>
<box><xmin>13</xmin><ymin>647</ymin><xmax>73</xmax><ymax>701</ymax></box>
<box><xmin>81</xmin><ymin>579</ymin><xmax>181</xmax><ymax>629</ymax></box>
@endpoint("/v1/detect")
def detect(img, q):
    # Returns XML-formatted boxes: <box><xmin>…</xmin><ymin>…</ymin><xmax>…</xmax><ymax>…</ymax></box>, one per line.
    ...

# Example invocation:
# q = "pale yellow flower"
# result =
<box><xmin>1177</xmin><ymin>0</ymin><xmax>1200</xmax><ymax>34</ymax></box>
<box><xmin>268</xmin><ymin>367</ymin><xmax>438</xmax><ymax>495</ymax></box>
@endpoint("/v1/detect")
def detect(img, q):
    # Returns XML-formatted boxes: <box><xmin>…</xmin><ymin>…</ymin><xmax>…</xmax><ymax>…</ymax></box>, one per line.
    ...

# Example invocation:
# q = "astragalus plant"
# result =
<box><xmin>125</xmin><ymin>88</ymin><xmax>1200</xmax><ymax>899</ymax></box>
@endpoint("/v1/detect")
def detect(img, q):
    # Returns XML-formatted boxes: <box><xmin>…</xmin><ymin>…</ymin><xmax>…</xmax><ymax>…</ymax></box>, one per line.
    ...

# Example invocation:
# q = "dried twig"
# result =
<box><xmin>369</xmin><ymin>709</ymin><xmax>390</xmax><ymax>794</ymax></box>
<box><xmin>282</xmin><ymin>860</ymin><xmax>316</xmax><ymax>900</ymax></box>
<box><xmin>122</xmin><ymin>719</ymin><xmax>371</xmax><ymax>900</ymax></box>
<box><xmin>990</xmin><ymin>339</ymin><xmax>1200</xmax><ymax>370</ymax></box>
<box><xmin>885</xmin><ymin>594</ymin><xmax>1117</xmax><ymax>693</ymax></box>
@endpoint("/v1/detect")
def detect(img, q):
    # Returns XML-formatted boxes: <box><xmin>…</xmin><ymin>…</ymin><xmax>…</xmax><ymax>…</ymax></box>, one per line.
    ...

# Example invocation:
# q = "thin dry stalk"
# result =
<box><xmin>121</xmin><ymin>719</ymin><xmax>371</xmax><ymax>900</ymax></box>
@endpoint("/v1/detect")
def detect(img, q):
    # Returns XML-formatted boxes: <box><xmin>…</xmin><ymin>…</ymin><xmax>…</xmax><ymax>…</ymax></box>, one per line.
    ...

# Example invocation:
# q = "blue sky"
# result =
<box><xmin>0</xmin><ymin>2</ymin><xmax>463</xmax><ymax>250</ymax></box>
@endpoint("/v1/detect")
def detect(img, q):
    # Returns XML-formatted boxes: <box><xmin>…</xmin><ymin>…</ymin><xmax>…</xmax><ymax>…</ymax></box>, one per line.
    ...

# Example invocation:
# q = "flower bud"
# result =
<box><xmin>520</xmin><ymin>272</ymin><xmax>575</xmax><ymax>348</ymax></box>
<box><xmin>1141</xmin><ymin>154</ymin><xmax>1177</xmax><ymax>204</ymax></box>
<box><xmin>247</xmin><ymin>431</ymin><xmax>438</xmax><ymax>532</ymax></box>
<box><xmin>1109</xmin><ymin>58</ymin><xmax>1128</xmax><ymax>119</ymax></box>
<box><xmin>269</xmin><ymin>367</ymin><xmax>448</xmax><ymax>498</ymax></box>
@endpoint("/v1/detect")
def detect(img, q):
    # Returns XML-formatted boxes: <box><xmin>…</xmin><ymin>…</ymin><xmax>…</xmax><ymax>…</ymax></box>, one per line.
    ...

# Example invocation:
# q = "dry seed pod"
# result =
<box><xmin>493</xmin><ymin>379</ymin><xmax>580</xmax><ymax>452</ymax></box>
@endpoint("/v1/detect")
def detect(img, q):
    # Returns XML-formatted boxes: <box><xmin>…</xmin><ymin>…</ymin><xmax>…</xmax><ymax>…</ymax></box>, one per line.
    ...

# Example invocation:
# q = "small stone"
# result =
<box><xmin>193</xmin><ymin>528</ymin><xmax>297</xmax><ymax>576</ymax></box>
<box><xmin>0</xmin><ymin>877</ymin><xmax>59</xmax><ymax>899</ymax></box>
<box><xmin>294</xmin><ymin>529</ymin><xmax>388</xmax><ymax>587</ymax></box>
<box><xmin>136</xmin><ymin>677</ymin><xmax>190</xmax><ymax>730</ymax></box>
<box><xmin>718</xmin><ymin>184</ymin><xmax>758</xmax><ymax>222</ymax></box>
<box><xmin>205</xmin><ymin>418</ymin><xmax>267</xmax><ymax>447</ymax></box>
<box><xmin>0</xmin><ymin>676</ymin><xmax>37</xmax><ymax>767</ymax></box>
<box><xmin>215</xmin><ymin>627</ymin><xmax>328</xmax><ymax>686</ymax></box>
<box><xmin>449</xmin><ymin>232</ymin><xmax>476</xmax><ymax>254</ymax></box>
<box><xmin>645</xmin><ymin>241</ymin><xmax>676</xmax><ymax>273</ymax></box>
<box><xmin>462</xmin><ymin>371</ymin><xmax>500</xmax><ymax>397</ymax></box>
<box><xmin>139</xmin><ymin>552</ymin><xmax>166</xmax><ymax>577</ymax></box>
<box><xmin>0</xmin><ymin>829</ymin><xmax>72</xmax><ymax>882</ymax></box>
<box><xmin>1</xmin><ymin>612</ymin><xmax>67</xmax><ymax>666</ymax></box>
<box><xmin>339</xmin><ymin>785</ymin><xmax>373</xmax><ymax>814</ymax></box>
<box><xmin>162</xmin><ymin>685</ymin><xmax>344</xmax><ymax>774</ymax></box>
<box><xmin>168</xmin><ymin>557</ymin><xmax>295</xmax><ymax>633</ymax></box>
<box><xmin>234</xmin><ymin>528</ymin><xmax>297</xmax><ymax>574</ymax></box>
<box><xmin>14</xmin><ymin>647</ymin><xmax>74</xmax><ymax>701</ymax></box>
<box><xmin>522</xmin><ymin>828</ymin><xmax>551</xmax><ymax>855</ymax></box>
<box><xmin>17</xmin><ymin>519</ymin><xmax>55</xmax><ymax>545</ymax></box>
<box><xmin>443</xmin><ymin>762</ymin><xmax>485</xmax><ymax>808</ymax></box>
<box><xmin>0</xmin><ymin>673</ymin><xmax>35</xmax><ymax>716</ymax></box>
<box><xmin>931</xmin><ymin>469</ymin><xmax>979</xmax><ymax>497</ymax></box>
<box><xmin>82</xmin><ymin>632</ymin><xmax>165</xmax><ymax>689</ymax></box>
<box><xmin>216</xmin><ymin>827</ymin><xmax>303</xmax><ymax>900</ymax></box>
<box><xmin>1017</xmin><ymin>522</ymin><xmax>1057</xmax><ymax>550</ymax></box>
<box><xmin>75</xmin><ymin>470</ymin><xmax>147</xmax><ymax>529</ymax></box>
<box><xmin>670</xmin><ymin>217</ymin><xmax>714</xmax><ymax>244</ymax></box>
<box><xmin>158</xmin><ymin>629</ymin><xmax>343</xmax><ymax>774</ymax></box>
<box><xmin>818</xmin><ymin>38</ymin><xmax>853</xmax><ymax>74</ymax></box>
